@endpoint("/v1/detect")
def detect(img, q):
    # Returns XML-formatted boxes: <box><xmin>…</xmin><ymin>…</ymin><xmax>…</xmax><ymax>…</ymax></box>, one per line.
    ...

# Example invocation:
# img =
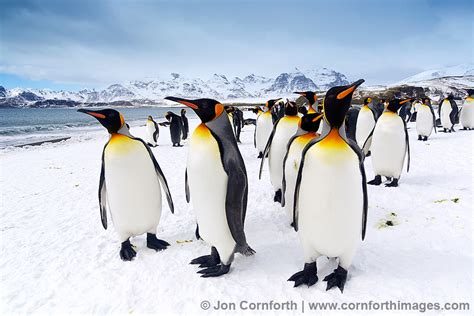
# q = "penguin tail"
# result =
<box><xmin>236</xmin><ymin>244</ymin><xmax>256</xmax><ymax>256</ymax></box>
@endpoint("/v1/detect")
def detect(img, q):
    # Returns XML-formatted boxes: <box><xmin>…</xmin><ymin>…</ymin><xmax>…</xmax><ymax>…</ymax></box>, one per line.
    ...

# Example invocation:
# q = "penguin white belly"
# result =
<box><xmin>440</xmin><ymin>101</ymin><xmax>452</xmax><ymax>129</ymax></box>
<box><xmin>460</xmin><ymin>99</ymin><xmax>474</xmax><ymax>128</ymax></box>
<box><xmin>146</xmin><ymin>121</ymin><xmax>157</xmax><ymax>145</ymax></box>
<box><xmin>298</xmin><ymin>134</ymin><xmax>362</xmax><ymax>258</ymax></box>
<box><xmin>256</xmin><ymin>113</ymin><xmax>273</xmax><ymax>153</ymax></box>
<box><xmin>416</xmin><ymin>105</ymin><xmax>433</xmax><ymax>136</ymax></box>
<box><xmin>355</xmin><ymin>107</ymin><xmax>375</xmax><ymax>149</ymax></box>
<box><xmin>187</xmin><ymin>124</ymin><xmax>236</xmax><ymax>259</ymax></box>
<box><xmin>371</xmin><ymin>113</ymin><xmax>406</xmax><ymax>178</ymax></box>
<box><xmin>283</xmin><ymin>133</ymin><xmax>316</xmax><ymax>221</ymax></box>
<box><xmin>104</xmin><ymin>135</ymin><xmax>162</xmax><ymax>240</ymax></box>
<box><xmin>268</xmin><ymin>116</ymin><xmax>300</xmax><ymax>190</ymax></box>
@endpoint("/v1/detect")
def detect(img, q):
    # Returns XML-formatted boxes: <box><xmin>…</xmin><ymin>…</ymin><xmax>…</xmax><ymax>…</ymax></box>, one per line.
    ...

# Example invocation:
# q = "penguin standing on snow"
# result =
<box><xmin>165</xmin><ymin>97</ymin><xmax>255</xmax><ymax>277</ymax></box>
<box><xmin>416</xmin><ymin>98</ymin><xmax>436</xmax><ymax>141</ymax></box>
<box><xmin>368</xmin><ymin>99</ymin><xmax>411</xmax><ymax>187</ymax></box>
<box><xmin>281</xmin><ymin>112</ymin><xmax>323</xmax><ymax>225</ymax></box>
<box><xmin>439</xmin><ymin>94</ymin><xmax>459</xmax><ymax>132</ymax></box>
<box><xmin>77</xmin><ymin>109</ymin><xmax>174</xmax><ymax>261</ymax></box>
<box><xmin>356</xmin><ymin>97</ymin><xmax>378</xmax><ymax>155</ymax></box>
<box><xmin>165</xmin><ymin>111</ymin><xmax>183</xmax><ymax>146</ymax></box>
<box><xmin>233</xmin><ymin>107</ymin><xmax>244</xmax><ymax>143</ymax></box>
<box><xmin>259</xmin><ymin>100</ymin><xmax>300</xmax><ymax>203</ymax></box>
<box><xmin>181</xmin><ymin>109</ymin><xmax>189</xmax><ymax>140</ymax></box>
<box><xmin>294</xmin><ymin>91</ymin><xmax>318</xmax><ymax>114</ymax></box>
<box><xmin>146</xmin><ymin>115</ymin><xmax>159</xmax><ymax>147</ymax></box>
<box><xmin>255</xmin><ymin>99</ymin><xmax>278</xmax><ymax>158</ymax></box>
<box><xmin>289</xmin><ymin>79</ymin><xmax>368</xmax><ymax>292</ymax></box>
<box><xmin>460</xmin><ymin>89</ymin><xmax>474</xmax><ymax>130</ymax></box>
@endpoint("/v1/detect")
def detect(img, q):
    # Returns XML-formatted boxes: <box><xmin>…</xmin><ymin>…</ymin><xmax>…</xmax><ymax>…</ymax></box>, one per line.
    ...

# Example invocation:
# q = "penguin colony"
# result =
<box><xmin>78</xmin><ymin>85</ymin><xmax>472</xmax><ymax>292</ymax></box>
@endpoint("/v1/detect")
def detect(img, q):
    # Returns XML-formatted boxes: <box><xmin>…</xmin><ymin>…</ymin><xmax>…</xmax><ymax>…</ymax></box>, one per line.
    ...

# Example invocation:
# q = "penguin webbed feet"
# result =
<box><xmin>197</xmin><ymin>263</ymin><xmax>231</xmax><ymax>278</ymax></box>
<box><xmin>368</xmin><ymin>175</ymin><xmax>382</xmax><ymax>186</ymax></box>
<box><xmin>385</xmin><ymin>178</ymin><xmax>399</xmax><ymax>187</ymax></box>
<box><xmin>190</xmin><ymin>246</ymin><xmax>220</xmax><ymax>268</ymax></box>
<box><xmin>288</xmin><ymin>262</ymin><xmax>318</xmax><ymax>287</ymax></box>
<box><xmin>146</xmin><ymin>233</ymin><xmax>170</xmax><ymax>251</ymax></box>
<box><xmin>323</xmin><ymin>265</ymin><xmax>347</xmax><ymax>293</ymax></box>
<box><xmin>274</xmin><ymin>189</ymin><xmax>282</xmax><ymax>203</ymax></box>
<box><xmin>120</xmin><ymin>239</ymin><xmax>137</xmax><ymax>261</ymax></box>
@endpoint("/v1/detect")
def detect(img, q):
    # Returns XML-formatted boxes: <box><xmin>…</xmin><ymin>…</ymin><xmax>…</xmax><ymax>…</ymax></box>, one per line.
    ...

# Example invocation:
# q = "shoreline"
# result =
<box><xmin>13</xmin><ymin>137</ymin><xmax>72</xmax><ymax>148</ymax></box>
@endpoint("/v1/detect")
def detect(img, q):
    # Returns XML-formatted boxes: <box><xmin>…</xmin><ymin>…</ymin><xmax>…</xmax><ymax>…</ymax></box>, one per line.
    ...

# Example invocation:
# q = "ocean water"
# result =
<box><xmin>0</xmin><ymin>107</ymin><xmax>193</xmax><ymax>148</ymax></box>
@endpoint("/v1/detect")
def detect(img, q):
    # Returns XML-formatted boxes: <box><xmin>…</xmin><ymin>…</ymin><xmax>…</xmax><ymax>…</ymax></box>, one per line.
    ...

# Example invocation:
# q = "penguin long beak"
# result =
<box><xmin>77</xmin><ymin>109</ymin><xmax>106</xmax><ymax>119</ymax></box>
<box><xmin>337</xmin><ymin>79</ymin><xmax>365</xmax><ymax>100</ymax></box>
<box><xmin>400</xmin><ymin>98</ymin><xmax>412</xmax><ymax>105</ymax></box>
<box><xmin>164</xmin><ymin>96</ymin><xmax>198</xmax><ymax>109</ymax></box>
<box><xmin>293</xmin><ymin>92</ymin><xmax>306</xmax><ymax>97</ymax></box>
<box><xmin>312</xmin><ymin>113</ymin><xmax>324</xmax><ymax>122</ymax></box>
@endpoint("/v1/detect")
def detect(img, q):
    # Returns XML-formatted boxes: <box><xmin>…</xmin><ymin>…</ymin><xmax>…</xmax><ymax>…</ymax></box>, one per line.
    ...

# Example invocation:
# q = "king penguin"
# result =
<box><xmin>289</xmin><ymin>79</ymin><xmax>368</xmax><ymax>292</ymax></box>
<box><xmin>146</xmin><ymin>115</ymin><xmax>159</xmax><ymax>147</ymax></box>
<box><xmin>281</xmin><ymin>112</ymin><xmax>323</xmax><ymax>225</ymax></box>
<box><xmin>165</xmin><ymin>96</ymin><xmax>255</xmax><ymax>277</ymax></box>
<box><xmin>438</xmin><ymin>94</ymin><xmax>459</xmax><ymax>132</ymax></box>
<box><xmin>416</xmin><ymin>98</ymin><xmax>436</xmax><ymax>141</ymax></box>
<box><xmin>259</xmin><ymin>100</ymin><xmax>300</xmax><ymax>203</ymax></box>
<box><xmin>255</xmin><ymin>99</ymin><xmax>278</xmax><ymax>158</ymax></box>
<box><xmin>368</xmin><ymin>99</ymin><xmax>411</xmax><ymax>187</ymax></box>
<box><xmin>356</xmin><ymin>97</ymin><xmax>378</xmax><ymax>156</ymax></box>
<box><xmin>77</xmin><ymin>109</ymin><xmax>174</xmax><ymax>261</ymax></box>
<box><xmin>294</xmin><ymin>91</ymin><xmax>318</xmax><ymax>114</ymax></box>
<box><xmin>460</xmin><ymin>89</ymin><xmax>474</xmax><ymax>130</ymax></box>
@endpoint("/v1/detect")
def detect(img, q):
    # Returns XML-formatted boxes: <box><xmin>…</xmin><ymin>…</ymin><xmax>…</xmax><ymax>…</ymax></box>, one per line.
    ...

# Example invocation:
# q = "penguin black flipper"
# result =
<box><xmin>429</xmin><ymin>105</ymin><xmax>437</xmax><ymax>133</ymax></box>
<box><xmin>281</xmin><ymin>134</ymin><xmax>300</xmax><ymax>207</ymax></box>
<box><xmin>258</xmin><ymin>118</ymin><xmax>281</xmax><ymax>179</ymax></box>
<box><xmin>343</xmin><ymin>136</ymin><xmax>369</xmax><ymax>240</ymax></box>
<box><xmin>98</xmin><ymin>145</ymin><xmax>108</xmax><ymax>229</ymax></box>
<box><xmin>206</xmin><ymin>113</ymin><xmax>254</xmax><ymax>255</ymax></box>
<box><xmin>449</xmin><ymin>100</ymin><xmax>459</xmax><ymax>126</ymax></box>
<box><xmin>133</xmin><ymin>138</ymin><xmax>175</xmax><ymax>214</ymax></box>
<box><xmin>403</xmin><ymin>120</ymin><xmax>410</xmax><ymax>173</ymax></box>
<box><xmin>361</xmin><ymin>127</ymin><xmax>374</xmax><ymax>156</ymax></box>
<box><xmin>152</xmin><ymin>121</ymin><xmax>159</xmax><ymax>143</ymax></box>
<box><xmin>185</xmin><ymin>168</ymin><xmax>190</xmax><ymax>203</ymax></box>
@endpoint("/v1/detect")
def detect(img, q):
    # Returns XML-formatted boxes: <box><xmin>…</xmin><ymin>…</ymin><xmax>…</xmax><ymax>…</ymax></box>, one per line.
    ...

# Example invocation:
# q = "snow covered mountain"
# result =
<box><xmin>0</xmin><ymin>67</ymin><xmax>349</xmax><ymax>107</ymax></box>
<box><xmin>398</xmin><ymin>63</ymin><xmax>474</xmax><ymax>84</ymax></box>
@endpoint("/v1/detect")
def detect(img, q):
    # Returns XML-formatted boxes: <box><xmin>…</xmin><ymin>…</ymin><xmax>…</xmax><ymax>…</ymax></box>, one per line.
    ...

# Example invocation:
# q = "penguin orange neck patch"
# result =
<box><xmin>318</xmin><ymin>128</ymin><xmax>347</xmax><ymax>149</ymax></box>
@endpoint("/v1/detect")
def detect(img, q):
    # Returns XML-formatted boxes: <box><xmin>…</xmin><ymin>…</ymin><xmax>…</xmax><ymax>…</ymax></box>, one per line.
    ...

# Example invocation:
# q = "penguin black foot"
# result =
<box><xmin>366</xmin><ymin>151</ymin><xmax>371</xmax><ymax>157</ymax></box>
<box><xmin>146</xmin><ymin>233</ymin><xmax>170</xmax><ymax>251</ymax></box>
<box><xmin>385</xmin><ymin>178</ymin><xmax>399</xmax><ymax>187</ymax></box>
<box><xmin>324</xmin><ymin>266</ymin><xmax>347</xmax><ymax>293</ymax></box>
<box><xmin>120</xmin><ymin>239</ymin><xmax>136</xmax><ymax>261</ymax></box>
<box><xmin>257</xmin><ymin>152</ymin><xmax>263</xmax><ymax>159</ymax></box>
<box><xmin>368</xmin><ymin>175</ymin><xmax>382</xmax><ymax>186</ymax></box>
<box><xmin>417</xmin><ymin>135</ymin><xmax>422</xmax><ymax>141</ymax></box>
<box><xmin>274</xmin><ymin>189</ymin><xmax>282</xmax><ymax>203</ymax></box>
<box><xmin>288</xmin><ymin>262</ymin><xmax>318</xmax><ymax>287</ymax></box>
<box><xmin>423</xmin><ymin>136</ymin><xmax>428</xmax><ymax>141</ymax></box>
<box><xmin>198</xmin><ymin>263</ymin><xmax>230</xmax><ymax>278</ymax></box>
<box><xmin>290</xmin><ymin>221</ymin><xmax>295</xmax><ymax>228</ymax></box>
<box><xmin>190</xmin><ymin>247</ymin><xmax>221</xmax><ymax>268</ymax></box>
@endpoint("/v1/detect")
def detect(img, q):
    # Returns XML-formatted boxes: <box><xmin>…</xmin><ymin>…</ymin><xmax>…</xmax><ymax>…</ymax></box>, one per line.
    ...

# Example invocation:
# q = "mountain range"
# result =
<box><xmin>1</xmin><ymin>64</ymin><xmax>473</xmax><ymax>108</ymax></box>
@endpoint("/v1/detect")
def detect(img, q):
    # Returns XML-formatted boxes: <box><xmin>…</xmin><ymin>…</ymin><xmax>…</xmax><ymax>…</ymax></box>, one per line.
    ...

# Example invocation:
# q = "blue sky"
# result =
<box><xmin>0</xmin><ymin>0</ymin><xmax>472</xmax><ymax>91</ymax></box>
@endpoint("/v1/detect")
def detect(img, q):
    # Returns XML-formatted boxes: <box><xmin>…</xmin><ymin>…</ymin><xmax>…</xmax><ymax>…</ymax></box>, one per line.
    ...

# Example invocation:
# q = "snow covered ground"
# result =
<box><xmin>1</xmin><ymin>114</ymin><xmax>473</xmax><ymax>314</ymax></box>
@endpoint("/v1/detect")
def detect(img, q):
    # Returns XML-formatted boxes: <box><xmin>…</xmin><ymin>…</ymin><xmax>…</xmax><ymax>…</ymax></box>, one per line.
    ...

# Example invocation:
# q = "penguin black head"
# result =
<box><xmin>147</xmin><ymin>115</ymin><xmax>153</xmax><ymax>120</ymax></box>
<box><xmin>363</xmin><ymin>97</ymin><xmax>372</xmax><ymax>105</ymax></box>
<box><xmin>465</xmin><ymin>89</ymin><xmax>474</xmax><ymax>97</ymax></box>
<box><xmin>323</xmin><ymin>79</ymin><xmax>365</xmax><ymax>128</ymax></box>
<box><xmin>181</xmin><ymin>108</ymin><xmax>186</xmax><ymax>115</ymax></box>
<box><xmin>447</xmin><ymin>94</ymin><xmax>454</xmax><ymax>101</ymax></box>
<box><xmin>300</xmin><ymin>113</ymin><xmax>324</xmax><ymax>132</ymax></box>
<box><xmin>285</xmin><ymin>101</ymin><xmax>299</xmax><ymax>116</ymax></box>
<box><xmin>265</xmin><ymin>99</ymin><xmax>279</xmax><ymax>110</ymax></box>
<box><xmin>294</xmin><ymin>91</ymin><xmax>317</xmax><ymax>105</ymax></box>
<box><xmin>423</xmin><ymin>97</ymin><xmax>431</xmax><ymax>104</ymax></box>
<box><xmin>387</xmin><ymin>98</ymin><xmax>411</xmax><ymax>112</ymax></box>
<box><xmin>165</xmin><ymin>97</ymin><xmax>224</xmax><ymax>123</ymax></box>
<box><xmin>77</xmin><ymin>108</ymin><xmax>124</xmax><ymax>134</ymax></box>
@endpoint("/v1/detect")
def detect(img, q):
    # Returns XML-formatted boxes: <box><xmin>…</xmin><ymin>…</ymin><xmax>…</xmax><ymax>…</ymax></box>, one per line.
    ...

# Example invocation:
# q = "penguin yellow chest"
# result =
<box><xmin>298</xmin><ymin>129</ymin><xmax>362</xmax><ymax>257</ymax></box>
<box><xmin>104</xmin><ymin>134</ymin><xmax>162</xmax><ymax>239</ymax></box>
<box><xmin>187</xmin><ymin>124</ymin><xmax>236</xmax><ymax>252</ymax></box>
